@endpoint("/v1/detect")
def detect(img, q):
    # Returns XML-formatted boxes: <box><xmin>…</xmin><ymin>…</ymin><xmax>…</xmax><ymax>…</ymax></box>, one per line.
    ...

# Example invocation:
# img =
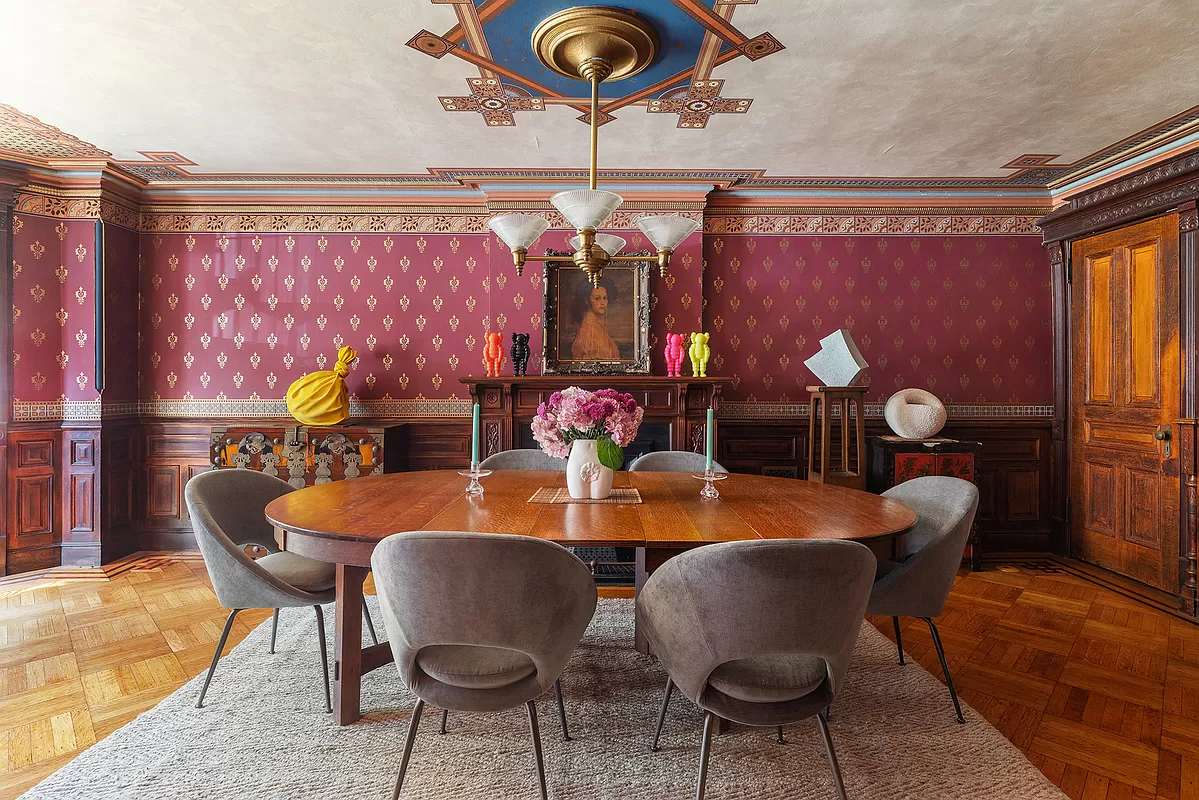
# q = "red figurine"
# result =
<box><xmin>663</xmin><ymin>332</ymin><xmax>686</xmax><ymax>377</ymax></box>
<box><xmin>484</xmin><ymin>332</ymin><xmax>504</xmax><ymax>377</ymax></box>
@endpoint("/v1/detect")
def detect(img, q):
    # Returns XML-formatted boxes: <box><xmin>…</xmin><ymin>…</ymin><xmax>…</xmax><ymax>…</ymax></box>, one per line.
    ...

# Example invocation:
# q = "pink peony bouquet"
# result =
<box><xmin>531</xmin><ymin>386</ymin><xmax>644</xmax><ymax>469</ymax></box>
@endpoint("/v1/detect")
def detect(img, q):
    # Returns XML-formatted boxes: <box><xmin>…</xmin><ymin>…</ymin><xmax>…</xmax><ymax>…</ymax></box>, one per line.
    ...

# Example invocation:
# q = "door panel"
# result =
<box><xmin>1070</xmin><ymin>214</ymin><xmax>1180</xmax><ymax>592</ymax></box>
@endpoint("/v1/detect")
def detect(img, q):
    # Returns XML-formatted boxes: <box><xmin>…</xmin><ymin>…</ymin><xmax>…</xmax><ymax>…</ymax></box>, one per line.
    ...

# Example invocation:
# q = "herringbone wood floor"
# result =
<box><xmin>0</xmin><ymin>555</ymin><xmax>1195</xmax><ymax>799</ymax></box>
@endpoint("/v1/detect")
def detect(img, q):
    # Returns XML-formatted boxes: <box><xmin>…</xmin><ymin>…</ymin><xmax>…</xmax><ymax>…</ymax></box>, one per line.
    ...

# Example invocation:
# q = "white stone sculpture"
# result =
<box><xmin>804</xmin><ymin>329</ymin><xmax>868</xmax><ymax>387</ymax></box>
<box><xmin>884</xmin><ymin>388</ymin><xmax>948</xmax><ymax>440</ymax></box>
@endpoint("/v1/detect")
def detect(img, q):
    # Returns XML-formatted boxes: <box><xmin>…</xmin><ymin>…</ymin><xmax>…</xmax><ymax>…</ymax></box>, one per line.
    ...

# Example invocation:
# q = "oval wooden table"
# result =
<box><xmin>265</xmin><ymin>469</ymin><xmax>917</xmax><ymax>725</ymax></box>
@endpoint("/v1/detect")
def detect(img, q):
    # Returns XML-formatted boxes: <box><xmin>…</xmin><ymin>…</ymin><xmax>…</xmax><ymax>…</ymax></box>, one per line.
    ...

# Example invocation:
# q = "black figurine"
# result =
<box><xmin>510</xmin><ymin>332</ymin><xmax>531</xmax><ymax>376</ymax></box>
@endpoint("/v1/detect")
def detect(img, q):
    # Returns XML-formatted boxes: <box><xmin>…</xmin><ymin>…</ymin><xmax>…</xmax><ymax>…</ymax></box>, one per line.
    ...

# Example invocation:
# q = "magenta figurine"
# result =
<box><xmin>663</xmin><ymin>332</ymin><xmax>686</xmax><ymax>377</ymax></box>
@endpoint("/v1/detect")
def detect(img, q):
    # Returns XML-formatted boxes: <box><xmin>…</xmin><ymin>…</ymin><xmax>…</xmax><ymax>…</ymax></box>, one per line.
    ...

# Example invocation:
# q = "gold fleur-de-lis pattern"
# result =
<box><xmin>704</xmin><ymin>235</ymin><xmax>1050</xmax><ymax>404</ymax></box>
<box><xmin>11</xmin><ymin>213</ymin><xmax>99</xmax><ymax>402</ymax></box>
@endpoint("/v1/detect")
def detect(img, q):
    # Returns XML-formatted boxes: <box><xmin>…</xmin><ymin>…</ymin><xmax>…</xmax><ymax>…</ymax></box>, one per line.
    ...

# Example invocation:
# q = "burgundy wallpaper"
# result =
<box><xmin>104</xmin><ymin>222</ymin><xmax>141</xmax><ymax>405</ymax></box>
<box><xmin>11</xmin><ymin>212</ymin><xmax>99</xmax><ymax>405</ymax></box>
<box><xmin>703</xmin><ymin>235</ymin><xmax>1052</xmax><ymax>404</ymax></box>
<box><xmin>137</xmin><ymin>228</ymin><xmax>702</xmax><ymax>405</ymax></box>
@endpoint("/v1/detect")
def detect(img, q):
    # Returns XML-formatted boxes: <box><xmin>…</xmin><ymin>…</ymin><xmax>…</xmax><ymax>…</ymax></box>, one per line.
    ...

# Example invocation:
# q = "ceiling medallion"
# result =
<box><xmin>488</xmin><ymin>6</ymin><xmax>698</xmax><ymax>287</ymax></box>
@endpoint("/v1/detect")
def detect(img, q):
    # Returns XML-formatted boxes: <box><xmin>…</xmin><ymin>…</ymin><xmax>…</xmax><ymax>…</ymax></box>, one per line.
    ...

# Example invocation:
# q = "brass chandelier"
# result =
<box><xmin>487</xmin><ymin>6</ymin><xmax>699</xmax><ymax>287</ymax></box>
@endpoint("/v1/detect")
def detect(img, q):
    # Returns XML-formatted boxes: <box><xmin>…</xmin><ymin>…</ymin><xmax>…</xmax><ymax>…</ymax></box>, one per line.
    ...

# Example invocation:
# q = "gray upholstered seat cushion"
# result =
<box><xmin>417</xmin><ymin>644</ymin><xmax>537</xmax><ymax>690</ymax></box>
<box><xmin>479</xmin><ymin>449</ymin><xmax>566</xmax><ymax>471</ymax></box>
<box><xmin>708</xmin><ymin>655</ymin><xmax>828</xmax><ymax>703</ymax></box>
<box><xmin>255</xmin><ymin>551</ymin><xmax>337</xmax><ymax>592</ymax></box>
<box><xmin>628</xmin><ymin>451</ymin><xmax>728</xmax><ymax>473</ymax></box>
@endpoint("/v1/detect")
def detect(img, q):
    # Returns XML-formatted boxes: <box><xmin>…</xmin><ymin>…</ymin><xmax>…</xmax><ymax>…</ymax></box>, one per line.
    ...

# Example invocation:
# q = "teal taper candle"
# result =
<box><xmin>471</xmin><ymin>403</ymin><xmax>480</xmax><ymax>466</ymax></box>
<box><xmin>705</xmin><ymin>407</ymin><xmax>714</xmax><ymax>471</ymax></box>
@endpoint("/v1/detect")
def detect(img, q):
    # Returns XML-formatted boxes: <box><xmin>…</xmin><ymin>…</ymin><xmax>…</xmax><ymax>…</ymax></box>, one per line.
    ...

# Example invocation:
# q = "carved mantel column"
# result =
<box><xmin>1046</xmin><ymin>240</ymin><xmax>1069</xmax><ymax>555</ymax></box>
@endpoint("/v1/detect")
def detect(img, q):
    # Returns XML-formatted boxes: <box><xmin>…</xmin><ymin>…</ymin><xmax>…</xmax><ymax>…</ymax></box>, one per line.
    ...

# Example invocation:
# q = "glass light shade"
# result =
<box><xmin>550</xmin><ymin>189</ymin><xmax>623</xmax><ymax>230</ymax></box>
<box><xmin>488</xmin><ymin>214</ymin><xmax>549</xmax><ymax>250</ymax></box>
<box><xmin>569</xmin><ymin>233</ymin><xmax>627</xmax><ymax>257</ymax></box>
<box><xmin>635</xmin><ymin>215</ymin><xmax>700</xmax><ymax>250</ymax></box>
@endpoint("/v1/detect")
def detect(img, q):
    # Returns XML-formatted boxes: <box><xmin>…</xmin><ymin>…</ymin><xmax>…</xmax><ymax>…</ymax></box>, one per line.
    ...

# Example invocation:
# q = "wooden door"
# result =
<box><xmin>1071</xmin><ymin>215</ymin><xmax>1181</xmax><ymax>591</ymax></box>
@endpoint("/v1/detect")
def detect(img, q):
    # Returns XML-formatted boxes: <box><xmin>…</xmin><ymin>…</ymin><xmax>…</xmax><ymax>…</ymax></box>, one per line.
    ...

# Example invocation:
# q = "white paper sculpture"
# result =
<box><xmin>884</xmin><ymin>388</ymin><xmax>947</xmax><ymax>440</ymax></box>
<box><xmin>804</xmin><ymin>329</ymin><xmax>868</xmax><ymax>387</ymax></box>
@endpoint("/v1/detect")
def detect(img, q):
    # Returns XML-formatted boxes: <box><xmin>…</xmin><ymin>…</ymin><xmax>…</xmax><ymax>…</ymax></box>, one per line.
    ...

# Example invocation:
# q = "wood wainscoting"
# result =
<box><xmin>3</xmin><ymin>414</ymin><xmax>1055</xmax><ymax>571</ymax></box>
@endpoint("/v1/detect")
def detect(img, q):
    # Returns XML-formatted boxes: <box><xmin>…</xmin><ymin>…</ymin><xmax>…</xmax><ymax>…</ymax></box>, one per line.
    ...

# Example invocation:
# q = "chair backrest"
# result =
<box><xmin>184</xmin><ymin>470</ymin><xmax>305</xmax><ymax>609</ymax></box>
<box><xmin>479</xmin><ymin>449</ymin><xmax>566</xmax><ymax>471</ymax></box>
<box><xmin>628</xmin><ymin>450</ymin><xmax>728</xmax><ymax>473</ymax></box>
<box><xmin>370</xmin><ymin>531</ymin><xmax>597</xmax><ymax>697</ymax></box>
<box><xmin>636</xmin><ymin>538</ymin><xmax>875</xmax><ymax>704</ymax></box>
<box><xmin>870</xmin><ymin>476</ymin><xmax>980</xmax><ymax>618</ymax></box>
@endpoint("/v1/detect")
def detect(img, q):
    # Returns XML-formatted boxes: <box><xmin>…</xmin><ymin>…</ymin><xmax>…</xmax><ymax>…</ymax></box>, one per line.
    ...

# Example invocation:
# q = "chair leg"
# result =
<box><xmin>439</xmin><ymin>709</ymin><xmax>448</xmax><ymax>735</ymax></box>
<box><xmin>269</xmin><ymin>608</ymin><xmax>280</xmax><ymax>654</ymax></box>
<box><xmin>776</xmin><ymin>725</ymin><xmax>785</xmax><ymax>744</ymax></box>
<box><xmin>363</xmin><ymin>603</ymin><xmax>379</xmax><ymax>646</ymax></box>
<box><xmin>695</xmin><ymin>711</ymin><xmax>715</xmax><ymax>800</ymax></box>
<box><xmin>816</xmin><ymin>709</ymin><xmax>849</xmax><ymax>800</ymax></box>
<box><xmin>554</xmin><ymin>678</ymin><xmax>571</xmax><ymax>741</ymax></box>
<box><xmin>196</xmin><ymin>608</ymin><xmax>240</xmax><ymax>708</ymax></box>
<box><xmin>314</xmin><ymin>605</ymin><xmax>332</xmax><ymax>713</ymax></box>
<box><xmin>891</xmin><ymin>616</ymin><xmax>905</xmax><ymax>665</ymax></box>
<box><xmin>392</xmin><ymin>698</ymin><xmax>425</xmax><ymax>800</ymax></box>
<box><xmin>526</xmin><ymin>700</ymin><xmax>548</xmax><ymax>800</ymax></box>
<box><xmin>923</xmin><ymin>617</ymin><xmax>965</xmax><ymax>724</ymax></box>
<box><xmin>651</xmin><ymin>676</ymin><xmax>675</xmax><ymax>752</ymax></box>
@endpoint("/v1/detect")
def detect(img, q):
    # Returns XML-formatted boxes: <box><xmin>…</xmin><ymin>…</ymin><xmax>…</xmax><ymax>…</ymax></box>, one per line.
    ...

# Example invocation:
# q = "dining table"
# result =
<box><xmin>264</xmin><ymin>468</ymin><xmax>917</xmax><ymax>725</ymax></box>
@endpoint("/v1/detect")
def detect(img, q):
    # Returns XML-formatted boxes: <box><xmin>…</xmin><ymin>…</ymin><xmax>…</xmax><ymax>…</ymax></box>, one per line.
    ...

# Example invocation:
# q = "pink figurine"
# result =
<box><xmin>484</xmin><ymin>332</ymin><xmax>503</xmax><ymax>377</ymax></box>
<box><xmin>663</xmin><ymin>333</ymin><xmax>685</xmax><ymax>377</ymax></box>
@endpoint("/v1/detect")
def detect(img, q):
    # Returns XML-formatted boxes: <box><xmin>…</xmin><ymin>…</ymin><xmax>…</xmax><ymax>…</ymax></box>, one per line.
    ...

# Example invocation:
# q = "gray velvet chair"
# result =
<box><xmin>184</xmin><ymin>469</ymin><xmax>377</xmax><ymax>711</ymax></box>
<box><xmin>479</xmin><ymin>449</ymin><xmax>566</xmax><ymax>471</ymax></box>
<box><xmin>637</xmin><ymin>539</ymin><xmax>876</xmax><ymax>800</ymax></box>
<box><xmin>371</xmin><ymin>531</ymin><xmax>597</xmax><ymax>800</ymax></box>
<box><xmin>868</xmin><ymin>476</ymin><xmax>980</xmax><ymax>724</ymax></box>
<box><xmin>628</xmin><ymin>451</ymin><xmax>728</xmax><ymax>473</ymax></box>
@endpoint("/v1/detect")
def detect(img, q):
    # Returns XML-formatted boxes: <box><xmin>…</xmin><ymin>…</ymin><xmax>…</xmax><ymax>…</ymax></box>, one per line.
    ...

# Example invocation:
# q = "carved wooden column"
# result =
<box><xmin>0</xmin><ymin>181</ymin><xmax>15</xmax><ymax>575</ymax></box>
<box><xmin>1046</xmin><ymin>240</ymin><xmax>1070</xmax><ymax>556</ymax></box>
<box><xmin>1179</xmin><ymin>203</ymin><xmax>1198</xmax><ymax>613</ymax></box>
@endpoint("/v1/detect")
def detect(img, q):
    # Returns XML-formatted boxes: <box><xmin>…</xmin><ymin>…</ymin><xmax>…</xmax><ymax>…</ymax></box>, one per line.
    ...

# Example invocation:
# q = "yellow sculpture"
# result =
<box><xmin>285</xmin><ymin>345</ymin><xmax>357</xmax><ymax>426</ymax></box>
<box><xmin>688</xmin><ymin>331</ymin><xmax>711</xmax><ymax>377</ymax></box>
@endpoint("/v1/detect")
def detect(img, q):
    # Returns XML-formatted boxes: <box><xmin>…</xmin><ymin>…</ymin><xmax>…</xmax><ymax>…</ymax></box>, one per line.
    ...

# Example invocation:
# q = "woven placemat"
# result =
<box><xmin>528</xmin><ymin>487</ymin><xmax>642</xmax><ymax>504</ymax></box>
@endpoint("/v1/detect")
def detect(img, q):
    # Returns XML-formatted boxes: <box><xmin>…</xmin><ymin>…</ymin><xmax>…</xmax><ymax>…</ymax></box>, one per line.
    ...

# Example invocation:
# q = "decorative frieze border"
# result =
<box><xmin>703</xmin><ymin>213</ymin><xmax>1044</xmax><ymax>236</ymax></box>
<box><xmin>12</xmin><ymin>397</ymin><xmax>1053</xmax><ymax>422</ymax></box>
<box><xmin>14</xmin><ymin>186</ymin><xmax>141</xmax><ymax>229</ymax></box>
<box><xmin>139</xmin><ymin>210</ymin><xmax>490</xmax><ymax>234</ymax></box>
<box><xmin>717</xmin><ymin>401</ymin><xmax>1054</xmax><ymax>420</ymax></box>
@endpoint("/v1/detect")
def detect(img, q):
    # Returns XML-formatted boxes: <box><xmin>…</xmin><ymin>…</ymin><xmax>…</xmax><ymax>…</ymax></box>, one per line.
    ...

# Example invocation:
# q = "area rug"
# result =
<box><xmin>22</xmin><ymin>599</ymin><xmax>1064</xmax><ymax>799</ymax></box>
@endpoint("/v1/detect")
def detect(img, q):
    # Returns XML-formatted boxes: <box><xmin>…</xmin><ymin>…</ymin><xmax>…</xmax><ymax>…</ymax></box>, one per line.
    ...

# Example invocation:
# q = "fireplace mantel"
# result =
<box><xmin>459</xmin><ymin>376</ymin><xmax>726</xmax><ymax>461</ymax></box>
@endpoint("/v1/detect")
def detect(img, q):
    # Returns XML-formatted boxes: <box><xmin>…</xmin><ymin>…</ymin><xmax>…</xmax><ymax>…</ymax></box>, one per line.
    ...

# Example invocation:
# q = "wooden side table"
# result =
<box><xmin>867</xmin><ymin>435</ymin><xmax>984</xmax><ymax>570</ymax></box>
<box><xmin>807</xmin><ymin>385</ymin><xmax>868</xmax><ymax>490</ymax></box>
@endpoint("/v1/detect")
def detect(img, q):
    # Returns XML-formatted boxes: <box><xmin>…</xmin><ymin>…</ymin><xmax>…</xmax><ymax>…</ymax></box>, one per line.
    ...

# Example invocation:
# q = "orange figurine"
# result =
<box><xmin>484</xmin><ymin>332</ymin><xmax>504</xmax><ymax>376</ymax></box>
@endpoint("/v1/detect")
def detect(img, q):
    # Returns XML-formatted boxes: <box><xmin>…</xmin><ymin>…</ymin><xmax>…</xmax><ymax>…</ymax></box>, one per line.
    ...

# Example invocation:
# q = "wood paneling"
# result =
<box><xmin>6</xmin><ymin>428</ymin><xmax>61</xmax><ymax>573</ymax></box>
<box><xmin>61</xmin><ymin>427</ymin><xmax>101</xmax><ymax>568</ymax></box>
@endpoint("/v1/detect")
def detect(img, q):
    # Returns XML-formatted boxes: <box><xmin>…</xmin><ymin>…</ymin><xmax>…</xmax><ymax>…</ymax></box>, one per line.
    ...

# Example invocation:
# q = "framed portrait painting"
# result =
<box><xmin>542</xmin><ymin>258</ymin><xmax>650</xmax><ymax>375</ymax></box>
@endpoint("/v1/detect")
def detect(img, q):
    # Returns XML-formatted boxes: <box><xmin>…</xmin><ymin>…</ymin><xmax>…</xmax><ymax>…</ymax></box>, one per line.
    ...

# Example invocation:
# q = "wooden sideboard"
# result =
<box><xmin>459</xmin><ymin>376</ymin><xmax>726</xmax><ymax>465</ymax></box>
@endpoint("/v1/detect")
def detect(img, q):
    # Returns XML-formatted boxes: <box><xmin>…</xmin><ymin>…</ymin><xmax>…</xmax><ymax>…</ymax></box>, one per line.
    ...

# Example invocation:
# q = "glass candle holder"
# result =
<box><xmin>692</xmin><ymin>468</ymin><xmax>728</xmax><ymax>500</ymax></box>
<box><xmin>458</xmin><ymin>462</ymin><xmax>493</xmax><ymax>496</ymax></box>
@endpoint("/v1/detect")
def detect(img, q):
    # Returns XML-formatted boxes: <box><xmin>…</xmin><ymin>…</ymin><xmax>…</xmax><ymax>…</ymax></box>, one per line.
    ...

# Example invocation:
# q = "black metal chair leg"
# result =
<box><xmin>196</xmin><ymin>608</ymin><xmax>240</xmax><ymax>708</ymax></box>
<box><xmin>892</xmin><ymin>616</ymin><xmax>905</xmax><ymax>665</ymax></box>
<box><xmin>526</xmin><ymin>700</ymin><xmax>548</xmax><ymax>800</ymax></box>
<box><xmin>269</xmin><ymin>608</ymin><xmax>280</xmax><ymax>654</ymax></box>
<box><xmin>392</xmin><ymin>698</ymin><xmax>425</xmax><ymax>800</ymax></box>
<box><xmin>776</xmin><ymin>725</ymin><xmax>785</xmax><ymax>744</ymax></box>
<box><xmin>923</xmin><ymin>617</ymin><xmax>965</xmax><ymax>723</ymax></box>
<box><xmin>363</xmin><ymin>604</ymin><xmax>379</xmax><ymax>646</ymax></box>
<box><xmin>695</xmin><ymin>711</ymin><xmax>715</xmax><ymax>800</ymax></box>
<box><xmin>554</xmin><ymin>678</ymin><xmax>571</xmax><ymax>741</ymax></box>
<box><xmin>439</xmin><ymin>708</ymin><xmax>448</xmax><ymax>735</ymax></box>
<box><xmin>314</xmin><ymin>605</ymin><xmax>331</xmax><ymax>713</ymax></box>
<box><xmin>816</xmin><ymin>709</ymin><xmax>849</xmax><ymax>800</ymax></box>
<box><xmin>651</xmin><ymin>676</ymin><xmax>674</xmax><ymax>752</ymax></box>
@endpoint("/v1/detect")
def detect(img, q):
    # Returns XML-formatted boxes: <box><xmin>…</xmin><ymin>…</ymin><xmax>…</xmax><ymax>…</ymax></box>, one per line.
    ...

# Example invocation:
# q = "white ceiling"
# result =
<box><xmin>3</xmin><ymin>0</ymin><xmax>1197</xmax><ymax>178</ymax></box>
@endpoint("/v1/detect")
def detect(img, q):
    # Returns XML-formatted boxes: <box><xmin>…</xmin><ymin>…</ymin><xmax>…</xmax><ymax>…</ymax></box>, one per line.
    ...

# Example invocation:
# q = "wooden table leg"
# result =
<box><xmin>333</xmin><ymin>563</ymin><xmax>367</xmax><ymax>725</ymax></box>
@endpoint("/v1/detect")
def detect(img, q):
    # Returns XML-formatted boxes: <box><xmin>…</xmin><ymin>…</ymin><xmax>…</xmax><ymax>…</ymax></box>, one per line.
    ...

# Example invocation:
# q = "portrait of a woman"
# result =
<box><xmin>570</xmin><ymin>277</ymin><xmax>621</xmax><ymax>360</ymax></box>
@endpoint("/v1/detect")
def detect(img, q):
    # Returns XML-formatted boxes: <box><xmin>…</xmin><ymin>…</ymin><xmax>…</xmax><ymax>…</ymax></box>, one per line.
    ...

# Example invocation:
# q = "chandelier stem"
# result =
<box><xmin>589</xmin><ymin>74</ymin><xmax>599</xmax><ymax>191</ymax></box>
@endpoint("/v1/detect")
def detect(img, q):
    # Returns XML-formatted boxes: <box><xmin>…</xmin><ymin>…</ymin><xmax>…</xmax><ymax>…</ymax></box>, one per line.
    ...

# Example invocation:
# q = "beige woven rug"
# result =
<box><xmin>528</xmin><ymin>488</ymin><xmax>642</xmax><ymax>504</ymax></box>
<box><xmin>22</xmin><ymin>599</ymin><xmax>1065</xmax><ymax>800</ymax></box>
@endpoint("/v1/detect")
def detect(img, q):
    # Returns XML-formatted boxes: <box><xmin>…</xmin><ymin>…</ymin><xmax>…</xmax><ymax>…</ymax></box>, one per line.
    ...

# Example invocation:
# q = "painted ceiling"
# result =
<box><xmin>2</xmin><ymin>0</ymin><xmax>1198</xmax><ymax>180</ymax></box>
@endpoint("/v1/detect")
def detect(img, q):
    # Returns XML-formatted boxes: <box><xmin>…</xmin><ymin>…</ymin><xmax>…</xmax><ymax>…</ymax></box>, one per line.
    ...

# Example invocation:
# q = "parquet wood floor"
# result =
<box><xmin>0</xmin><ymin>556</ymin><xmax>1196</xmax><ymax>799</ymax></box>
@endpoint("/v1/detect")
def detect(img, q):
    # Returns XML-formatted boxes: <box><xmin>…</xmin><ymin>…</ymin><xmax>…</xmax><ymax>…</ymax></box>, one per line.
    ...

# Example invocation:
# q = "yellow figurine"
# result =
<box><xmin>688</xmin><ymin>331</ymin><xmax>711</xmax><ymax>377</ymax></box>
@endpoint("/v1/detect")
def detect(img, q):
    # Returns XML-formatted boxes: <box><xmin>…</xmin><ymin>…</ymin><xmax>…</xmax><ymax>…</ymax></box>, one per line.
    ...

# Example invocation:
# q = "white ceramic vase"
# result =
<box><xmin>566</xmin><ymin>439</ymin><xmax>614</xmax><ymax>500</ymax></box>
